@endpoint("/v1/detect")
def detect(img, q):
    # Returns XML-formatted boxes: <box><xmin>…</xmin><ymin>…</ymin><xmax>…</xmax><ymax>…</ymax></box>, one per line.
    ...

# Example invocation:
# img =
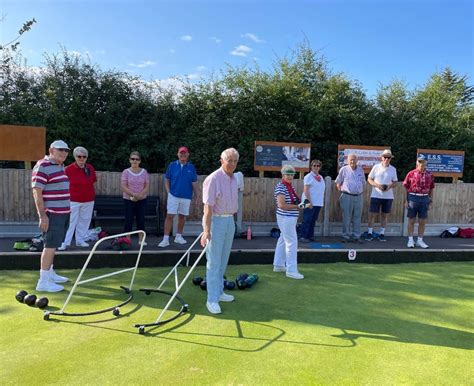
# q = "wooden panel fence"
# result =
<box><xmin>1</xmin><ymin>169</ymin><xmax>473</xmax><ymax>227</ymax></box>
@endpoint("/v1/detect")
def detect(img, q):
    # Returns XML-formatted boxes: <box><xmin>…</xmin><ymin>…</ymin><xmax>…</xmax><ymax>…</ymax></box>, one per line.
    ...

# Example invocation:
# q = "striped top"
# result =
<box><xmin>274</xmin><ymin>182</ymin><xmax>299</xmax><ymax>217</ymax></box>
<box><xmin>121</xmin><ymin>168</ymin><xmax>150</xmax><ymax>200</ymax></box>
<box><xmin>31</xmin><ymin>156</ymin><xmax>71</xmax><ymax>214</ymax></box>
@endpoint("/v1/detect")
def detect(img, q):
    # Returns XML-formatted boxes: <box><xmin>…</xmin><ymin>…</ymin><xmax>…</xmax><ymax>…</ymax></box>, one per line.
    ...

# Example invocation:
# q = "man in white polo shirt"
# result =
<box><xmin>365</xmin><ymin>149</ymin><xmax>398</xmax><ymax>241</ymax></box>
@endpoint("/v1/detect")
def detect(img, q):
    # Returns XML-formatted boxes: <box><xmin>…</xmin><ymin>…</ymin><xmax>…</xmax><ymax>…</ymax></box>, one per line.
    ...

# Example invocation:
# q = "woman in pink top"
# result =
<box><xmin>121</xmin><ymin>151</ymin><xmax>150</xmax><ymax>245</ymax></box>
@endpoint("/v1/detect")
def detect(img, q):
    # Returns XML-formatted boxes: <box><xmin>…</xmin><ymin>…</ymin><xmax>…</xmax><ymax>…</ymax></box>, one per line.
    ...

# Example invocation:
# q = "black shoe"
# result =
<box><xmin>378</xmin><ymin>234</ymin><xmax>386</xmax><ymax>242</ymax></box>
<box><xmin>365</xmin><ymin>233</ymin><xmax>374</xmax><ymax>241</ymax></box>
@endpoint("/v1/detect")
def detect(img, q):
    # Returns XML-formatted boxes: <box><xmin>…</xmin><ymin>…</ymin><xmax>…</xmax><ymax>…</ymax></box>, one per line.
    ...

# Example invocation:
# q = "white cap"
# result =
<box><xmin>50</xmin><ymin>140</ymin><xmax>70</xmax><ymax>150</ymax></box>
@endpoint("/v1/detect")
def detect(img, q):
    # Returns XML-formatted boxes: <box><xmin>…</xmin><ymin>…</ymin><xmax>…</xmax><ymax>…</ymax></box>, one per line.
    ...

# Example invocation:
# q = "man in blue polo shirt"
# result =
<box><xmin>158</xmin><ymin>146</ymin><xmax>198</xmax><ymax>247</ymax></box>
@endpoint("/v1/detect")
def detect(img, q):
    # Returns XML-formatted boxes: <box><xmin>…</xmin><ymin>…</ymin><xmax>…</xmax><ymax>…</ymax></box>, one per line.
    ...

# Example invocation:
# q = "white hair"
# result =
<box><xmin>73</xmin><ymin>146</ymin><xmax>88</xmax><ymax>157</ymax></box>
<box><xmin>220</xmin><ymin>148</ymin><xmax>239</xmax><ymax>161</ymax></box>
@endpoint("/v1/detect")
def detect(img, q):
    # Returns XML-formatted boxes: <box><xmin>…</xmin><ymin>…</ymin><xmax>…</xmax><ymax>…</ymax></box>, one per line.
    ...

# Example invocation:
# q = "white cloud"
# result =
<box><xmin>186</xmin><ymin>73</ymin><xmax>200</xmax><ymax>80</ymax></box>
<box><xmin>180</xmin><ymin>35</ymin><xmax>192</xmax><ymax>42</ymax></box>
<box><xmin>230</xmin><ymin>45</ymin><xmax>252</xmax><ymax>57</ymax></box>
<box><xmin>128</xmin><ymin>60</ymin><xmax>156</xmax><ymax>68</ymax></box>
<box><xmin>242</xmin><ymin>33</ymin><xmax>265</xmax><ymax>43</ymax></box>
<box><xmin>210</xmin><ymin>37</ymin><xmax>222</xmax><ymax>44</ymax></box>
<box><xmin>196</xmin><ymin>65</ymin><xmax>206</xmax><ymax>71</ymax></box>
<box><xmin>169</xmin><ymin>49</ymin><xmax>176</xmax><ymax>54</ymax></box>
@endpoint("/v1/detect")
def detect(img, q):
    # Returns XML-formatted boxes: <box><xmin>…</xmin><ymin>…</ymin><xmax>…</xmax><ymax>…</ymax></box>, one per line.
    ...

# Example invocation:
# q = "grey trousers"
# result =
<box><xmin>339</xmin><ymin>193</ymin><xmax>363</xmax><ymax>239</ymax></box>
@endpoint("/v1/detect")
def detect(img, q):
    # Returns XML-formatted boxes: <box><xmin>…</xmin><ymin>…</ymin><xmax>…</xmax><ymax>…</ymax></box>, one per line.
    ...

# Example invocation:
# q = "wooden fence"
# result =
<box><xmin>0</xmin><ymin>169</ymin><xmax>473</xmax><ymax>229</ymax></box>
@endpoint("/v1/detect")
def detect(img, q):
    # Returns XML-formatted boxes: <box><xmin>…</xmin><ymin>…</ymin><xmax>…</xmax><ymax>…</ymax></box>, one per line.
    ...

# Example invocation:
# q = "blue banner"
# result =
<box><xmin>418</xmin><ymin>152</ymin><xmax>464</xmax><ymax>174</ymax></box>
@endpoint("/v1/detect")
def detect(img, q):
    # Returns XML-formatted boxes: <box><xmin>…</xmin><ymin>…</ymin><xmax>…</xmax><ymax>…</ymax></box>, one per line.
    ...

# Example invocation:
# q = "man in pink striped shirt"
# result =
<box><xmin>200</xmin><ymin>148</ymin><xmax>239</xmax><ymax>314</ymax></box>
<box><xmin>31</xmin><ymin>140</ymin><xmax>71</xmax><ymax>292</ymax></box>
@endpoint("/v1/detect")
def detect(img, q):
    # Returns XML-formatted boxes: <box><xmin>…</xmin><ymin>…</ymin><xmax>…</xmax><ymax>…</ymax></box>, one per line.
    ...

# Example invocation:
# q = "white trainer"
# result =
<box><xmin>57</xmin><ymin>244</ymin><xmax>67</xmax><ymax>251</ymax></box>
<box><xmin>407</xmin><ymin>239</ymin><xmax>415</xmax><ymax>248</ymax></box>
<box><xmin>76</xmin><ymin>242</ymin><xmax>89</xmax><ymax>247</ymax></box>
<box><xmin>158</xmin><ymin>239</ymin><xmax>170</xmax><ymax>248</ymax></box>
<box><xmin>206</xmin><ymin>302</ymin><xmax>221</xmax><ymax>314</ymax></box>
<box><xmin>219</xmin><ymin>293</ymin><xmax>234</xmax><ymax>302</ymax></box>
<box><xmin>50</xmin><ymin>265</ymin><xmax>69</xmax><ymax>283</ymax></box>
<box><xmin>36</xmin><ymin>279</ymin><xmax>64</xmax><ymax>292</ymax></box>
<box><xmin>416</xmin><ymin>239</ymin><xmax>429</xmax><ymax>249</ymax></box>
<box><xmin>174</xmin><ymin>235</ymin><xmax>187</xmax><ymax>245</ymax></box>
<box><xmin>273</xmin><ymin>266</ymin><xmax>286</xmax><ymax>272</ymax></box>
<box><xmin>286</xmin><ymin>271</ymin><xmax>304</xmax><ymax>280</ymax></box>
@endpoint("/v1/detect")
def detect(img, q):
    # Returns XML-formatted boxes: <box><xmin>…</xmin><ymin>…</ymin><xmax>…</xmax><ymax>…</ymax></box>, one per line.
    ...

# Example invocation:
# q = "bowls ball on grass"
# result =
<box><xmin>23</xmin><ymin>294</ymin><xmax>37</xmax><ymax>306</ymax></box>
<box><xmin>35</xmin><ymin>297</ymin><xmax>49</xmax><ymax>309</ymax></box>
<box><xmin>15</xmin><ymin>290</ymin><xmax>28</xmax><ymax>303</ymax></box>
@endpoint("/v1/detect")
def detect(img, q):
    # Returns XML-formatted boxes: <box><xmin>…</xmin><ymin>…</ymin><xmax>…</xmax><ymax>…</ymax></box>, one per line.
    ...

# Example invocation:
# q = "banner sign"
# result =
<box><xmin>417</xmin><ymin>149</ymin><xmax>464</xmax><ymax>177</ymax></box>
<box><xmin>254</xmin><ymin>141</ymin><xmax>311</xmax><ymax>172</ymax></box>
<box><xmin>337</xmin><ymin>144</ymin><xmax>388</xmax><ymax>173</ymax></box>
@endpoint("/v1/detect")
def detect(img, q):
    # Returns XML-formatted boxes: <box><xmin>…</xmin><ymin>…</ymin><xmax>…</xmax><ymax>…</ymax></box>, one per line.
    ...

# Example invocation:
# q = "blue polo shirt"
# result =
<box><xmin>165</xmin><ymin>160</ymin><xmax>197</xmax><ymax>199</ymax></box>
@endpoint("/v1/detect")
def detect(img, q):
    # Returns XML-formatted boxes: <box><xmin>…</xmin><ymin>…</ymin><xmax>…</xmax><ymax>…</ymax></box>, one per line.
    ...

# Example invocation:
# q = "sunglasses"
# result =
<box><xmin>383</xmin><ymin>156</ymin><xmax>392</xmax><ymax>159</ymax></box>
<box><xmin>130</xmin><ymin>158</ymin><xmax>140</xmax><ymax>161</ymax></box>
<box><xmin>312</xmin><ymin>164</ymin><xmax>321</xmax><ymax>167</ymax></box>
<box><xmin>57</xmin><ymin>148</ymin><xmax>69</xmax><ymax>153</ymax></box>
<box><xmin>76</xmin><ymin>155</ymin><xmax>87</xmax><ymax>159</ymax></box>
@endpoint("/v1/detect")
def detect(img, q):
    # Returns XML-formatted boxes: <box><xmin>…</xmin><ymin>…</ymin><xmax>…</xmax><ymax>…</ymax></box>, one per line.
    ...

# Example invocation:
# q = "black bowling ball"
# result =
<box><xmin>24</xmin><ymin>294</ymin><xmax>37</xmax><ymax>306</ymax></box>
<box><xmin>15</xmin><ymin>290</ymin><xmax>28</xmax><ymax>303</ymax></box>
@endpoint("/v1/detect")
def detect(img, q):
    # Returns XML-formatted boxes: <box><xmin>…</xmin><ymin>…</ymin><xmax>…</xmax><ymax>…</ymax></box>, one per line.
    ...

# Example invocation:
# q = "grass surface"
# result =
<box><xmin>1</xmin><ymin>262</ymin><xmax>473</xmax><ymax>385</ymax></box>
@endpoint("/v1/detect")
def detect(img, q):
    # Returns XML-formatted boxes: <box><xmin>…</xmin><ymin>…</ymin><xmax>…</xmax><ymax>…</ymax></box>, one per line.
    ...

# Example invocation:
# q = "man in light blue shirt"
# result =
<box><xmin>335</xmin><ymin>153</ymin><xmax>366</xmax><ymax>243</ymax></box>
<box><xmin>158</xmin><ymin>146</ymin><xmax>198</xmax><ymax>247</ymax></box>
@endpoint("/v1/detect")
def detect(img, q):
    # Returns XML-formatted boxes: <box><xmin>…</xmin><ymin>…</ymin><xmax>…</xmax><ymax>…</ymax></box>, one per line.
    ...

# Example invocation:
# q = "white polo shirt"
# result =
<box><xmin>368</xmin><ymin>163</ymin><xmax>398</xmax><ymax>199</ymax></box>
<box><xmin>301</xmin><ymin>172</ymin><xmax>325</xmax><ymax>207</ymax></box>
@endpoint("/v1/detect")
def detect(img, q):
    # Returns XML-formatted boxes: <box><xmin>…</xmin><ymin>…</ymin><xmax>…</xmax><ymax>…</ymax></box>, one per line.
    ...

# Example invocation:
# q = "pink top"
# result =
<box><xmin>203</xmin><ymin>167</ymin><xmax>238</xmax><ymax>215</ymax></box>
<box><xmin>121</xmin><ymin>168</ymin><xmax>150</xmax><ymax>200</ymax></box>
<box><xmin>403</xmin><ymin>169</ymin><xmax>435</xmax><ymax>194</ymax></box>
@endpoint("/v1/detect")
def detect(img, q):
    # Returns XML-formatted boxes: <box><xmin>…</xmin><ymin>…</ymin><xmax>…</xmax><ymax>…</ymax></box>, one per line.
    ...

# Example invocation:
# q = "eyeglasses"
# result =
<box><xmin>57</xmin><ymin>148</ymin><xmax>69</xmax><ymax>153</ymax></box>
<box><xmin>130</xmin><ymin>158</ymin><xmax>140</xmax><ymax>161</ymax></box>
<box><xmin>312</xmin><ymin>164</ymin><xmax>321</xmax><ymax>167</ymax></box>
<box><xmin>76</xmin><ymin>155</ymin><xmax>87</xmax><ymax>159</ymax></box>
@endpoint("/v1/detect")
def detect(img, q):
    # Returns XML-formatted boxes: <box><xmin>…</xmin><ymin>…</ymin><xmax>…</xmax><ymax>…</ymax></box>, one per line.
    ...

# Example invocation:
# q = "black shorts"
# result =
<box><xmin>43</xmin><ymin>213</ymin><xmax>70</xmax><ymax>248</ymax></box>
<box><xmin>369</xmin><ymin>198</ymin><xmax>393</xmax><ymax>214</ymax></box>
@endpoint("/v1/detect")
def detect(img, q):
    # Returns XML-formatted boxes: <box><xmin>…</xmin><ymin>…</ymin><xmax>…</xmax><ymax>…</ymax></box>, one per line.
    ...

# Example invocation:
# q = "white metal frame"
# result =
<box><xmin>135</xmin><ymin>232</ymin><xmax>208</xmax><ymax>334</ymax></box>
<box><xmin>44</xmin><ymin>230</ymin><xmax>146</xmax><ymax>320</ymax></box>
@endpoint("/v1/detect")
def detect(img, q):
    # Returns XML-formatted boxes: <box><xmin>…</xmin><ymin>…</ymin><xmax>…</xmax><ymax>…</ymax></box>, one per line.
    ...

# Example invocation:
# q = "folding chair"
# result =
<box><xmin>43</xmin><ymin>230</ymin><xmax>145</xmax><ymax>321</ymax></box>
<box><xmin>135</xmin><ymin>233</ymin><xmax>208</xmax><ymax>334</ymax></box>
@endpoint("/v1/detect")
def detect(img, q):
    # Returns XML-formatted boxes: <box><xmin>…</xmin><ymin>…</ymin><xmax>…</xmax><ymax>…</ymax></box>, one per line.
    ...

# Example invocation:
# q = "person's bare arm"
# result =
<box><xmin>32</xmin><ymin>187</ymin><xmax>49</xmax><ymax>232</ymax></box>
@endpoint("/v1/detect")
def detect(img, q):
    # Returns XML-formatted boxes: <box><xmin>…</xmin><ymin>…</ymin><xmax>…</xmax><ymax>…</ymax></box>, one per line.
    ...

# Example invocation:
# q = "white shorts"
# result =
<box><xmin>166</xmin><ymin>193</ymin><xmax>191</xmax><ymax>216</ymax></box>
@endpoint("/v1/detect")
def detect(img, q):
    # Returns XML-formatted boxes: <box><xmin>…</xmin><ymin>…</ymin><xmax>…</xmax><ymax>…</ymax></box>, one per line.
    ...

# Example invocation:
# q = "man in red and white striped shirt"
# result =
<box><xmin>31</xmin><ymin>140</ymin><xmax>71</xmax><ymax>292</ymax></box>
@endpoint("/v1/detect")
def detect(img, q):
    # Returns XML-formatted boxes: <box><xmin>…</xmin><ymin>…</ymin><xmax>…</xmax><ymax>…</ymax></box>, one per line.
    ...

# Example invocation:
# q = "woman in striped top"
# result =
<box><xmin>273</xmin><ymin>165</ymin><xmax>309</xmax><ymax>280</ymax></box>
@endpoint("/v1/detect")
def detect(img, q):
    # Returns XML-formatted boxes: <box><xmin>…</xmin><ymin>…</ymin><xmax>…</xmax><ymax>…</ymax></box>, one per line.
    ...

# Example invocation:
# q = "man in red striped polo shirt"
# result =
<box><xmin>31</xmin><ymin>140</ymin><xmax>71</xmax><ymax>292</ymax></box>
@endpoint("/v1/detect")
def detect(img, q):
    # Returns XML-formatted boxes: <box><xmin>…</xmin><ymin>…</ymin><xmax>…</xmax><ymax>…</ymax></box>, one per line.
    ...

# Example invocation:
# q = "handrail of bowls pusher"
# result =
<box><xmin>134</xmin><ymin>232</ymin><xmax>208</xmax><ymax>333</ymax></box>
<box><xmin>44</xmin><ymin>230</ymin><xmax>146</xmax><ymax>320</ymax></box>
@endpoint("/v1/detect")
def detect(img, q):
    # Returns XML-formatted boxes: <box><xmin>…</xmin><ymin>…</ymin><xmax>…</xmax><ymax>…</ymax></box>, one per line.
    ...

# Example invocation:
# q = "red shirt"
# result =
<box><xmin>403</xmin><ymin>169</ymin><xmax>435</xmax><ymax>194</ymax></box>
<box><xmin>65</xmin><ymin>163</ymin><xmax>97</xmax><ymax>202</ymax></box>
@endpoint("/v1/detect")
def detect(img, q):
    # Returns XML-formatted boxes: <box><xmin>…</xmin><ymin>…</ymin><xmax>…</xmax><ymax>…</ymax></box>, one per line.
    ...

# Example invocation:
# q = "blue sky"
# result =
<box><xmin>1</xmin><ymin>0</ymin><xmax>473</xmax><ymax>97</ymax></box>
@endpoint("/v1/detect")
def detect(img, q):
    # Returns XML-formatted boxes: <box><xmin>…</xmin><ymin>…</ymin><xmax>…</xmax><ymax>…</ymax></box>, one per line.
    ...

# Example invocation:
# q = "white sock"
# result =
<box><xmin>163</xmin><ymin>235</ymin><xmax>169</xmax><ymax>241</ymax></box>
<box><xmin>39</xmin><ymin>269</ymin><xmax>50</xmax><ymax>282</ymax></box>
<box><xmin>368</xmin><ymin>228</ymin><xmax>373</xmax><ymax>234</ymax></box>
<box><xmin>408</xmin><ymin>236</ymin><xmax>414</xmax><ymax>242</ymax></box>
<box><xmin>380</xmin><ymin>228</ymin><xmax>385</xmax><ymax>235</ymax></box>
<box><xmin>176</xmin><ymin>233</ymin><xmax>182</xmax><ymax>238</ymax></box>
<box><xmin>417</xmin><ymin>237</ymin><xmax>423</xmax><ymax>242</ymax></box>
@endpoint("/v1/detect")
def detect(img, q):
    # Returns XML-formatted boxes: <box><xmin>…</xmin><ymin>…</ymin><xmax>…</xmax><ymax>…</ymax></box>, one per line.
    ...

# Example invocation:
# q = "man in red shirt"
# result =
<box><xmin>402</xmin><ymin>155</ymin><xmax>435</xmax><ymax>248</ymax></box>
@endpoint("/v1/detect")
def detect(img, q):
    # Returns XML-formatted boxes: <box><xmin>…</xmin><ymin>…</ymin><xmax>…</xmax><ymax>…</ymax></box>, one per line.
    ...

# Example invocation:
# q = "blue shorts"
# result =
<box><xmin>407</xmin><ymin>195</ymin><xmax>430</xmax><ymax>219</ymax></box>
<box><xmin>369</xmin><ymin>198</ymin><xmax>393</xmax><ymax>214</ymax></box>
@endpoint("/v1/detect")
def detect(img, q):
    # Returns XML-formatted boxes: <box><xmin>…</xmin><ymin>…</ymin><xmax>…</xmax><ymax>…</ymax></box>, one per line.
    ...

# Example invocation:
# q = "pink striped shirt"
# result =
<box><xmin>121</xmin><ymin>168</ymin><xmax>150</xmax><ymax>200</ymax></box>
<box><xmin>202</xmin><ymin>167</ymin><xmax>238</xmax><ymax>215</ymax></box>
